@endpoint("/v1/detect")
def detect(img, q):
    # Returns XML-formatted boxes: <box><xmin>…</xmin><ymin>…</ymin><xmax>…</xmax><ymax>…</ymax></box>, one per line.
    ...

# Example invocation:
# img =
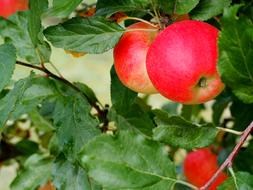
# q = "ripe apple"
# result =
<box><xmin>146</xmin><ymin>20</ymin><xmax>224</xmax><ymax>104</ymax></box>
<box><xmin>0</xmin><ymin>0</ymin><xmax>28</xmax><ymax>18</ymax></box>
<box><xmin>113</xmin><ymin>22</ymin><xmax>159</xmax><ymax>94</ymax></box>
<box><xmin>183</xmin><ymin>148</ymin><xmax>228</xmax><ymax>190</ymax></box>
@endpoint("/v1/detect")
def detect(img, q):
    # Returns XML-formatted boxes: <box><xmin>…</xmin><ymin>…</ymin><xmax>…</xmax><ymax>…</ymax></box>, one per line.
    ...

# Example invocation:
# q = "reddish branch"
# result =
<box><xmin>199</xmin><ymin>121</ymin><xmax>253</xmax><ymax>190</ymax></box>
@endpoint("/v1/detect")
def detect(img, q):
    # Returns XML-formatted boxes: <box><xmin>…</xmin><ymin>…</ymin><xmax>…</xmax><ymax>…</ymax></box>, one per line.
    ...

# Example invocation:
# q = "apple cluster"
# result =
<box><xmin>113</xmin><ymin>19</ymin><xmax>224</xmax><ymax>104</ymax></box>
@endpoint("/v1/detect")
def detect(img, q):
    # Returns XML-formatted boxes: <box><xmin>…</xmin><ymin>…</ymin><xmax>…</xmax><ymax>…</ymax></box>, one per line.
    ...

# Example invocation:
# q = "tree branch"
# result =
<box><xmin>16</xmin><ymin>61</ymin><xmax>107</xmax><ymax>121</ymax></box>
<box><xmin>199</xmin><ymin>121</ymin><xmax>253</xmax><ymax>190</ymax></box>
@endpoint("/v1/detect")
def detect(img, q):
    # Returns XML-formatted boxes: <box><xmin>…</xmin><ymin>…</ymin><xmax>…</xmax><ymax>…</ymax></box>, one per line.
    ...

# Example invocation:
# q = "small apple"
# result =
<box><xmin>146</xmin><ymin>20</ymin><xmax>224</xmax><ymax>104</ymax></box>
<box><xmin>113</xmin><ymin>22</ymin><xmax>159</xmax><ymax>94</ymax></box>
<box><xmin>183</xmin><ymin>148</ymin><xmax>228</xmax><ymax>190</ymax></box>
<box><xmin>0</xmin><ymin>0</ymin><xmax>28</xmax><ymax>18</ymax></box>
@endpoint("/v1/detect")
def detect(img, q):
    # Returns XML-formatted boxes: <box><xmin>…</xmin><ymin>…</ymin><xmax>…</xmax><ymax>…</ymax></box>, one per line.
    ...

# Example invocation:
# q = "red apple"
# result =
<box><xmin>183</xmin><ymin>148</ymin><xmax>228</xmax><ymax>190</ymax></box>
<box><xmin>0</xmin><ymin>0</ymin><xmax>28</xmax><ymax>18</ymax></box>
<box><xmin>113</xmin><ymin>22</ymin><xmax>159</xmax><ymax>94</ymax></box>
<box><xmin>146</xmin><ymin>20</ymin><xmax>224</xmax><ymax>104</ymax></box>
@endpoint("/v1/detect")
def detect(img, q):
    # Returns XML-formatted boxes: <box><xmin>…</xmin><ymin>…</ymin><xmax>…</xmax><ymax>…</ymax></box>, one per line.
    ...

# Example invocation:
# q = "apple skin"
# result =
<box><xmin>146</xmin><ymin>20</ymin><xmax>224</xmax><ymax>104</ymax></box>
<box><xmin>183</xmin><ymin>148</ymin><xmax>228</xmax><ymax>190</ymax></box>
<box><xmin>113</xmin><ymin>22</ymin><xmax>158</xmax><ymax>94</ymax></box>
<box><xmin>0</xmin><ymin>0</ymin><xmax>28</xmax><ymax>18</ymax></box>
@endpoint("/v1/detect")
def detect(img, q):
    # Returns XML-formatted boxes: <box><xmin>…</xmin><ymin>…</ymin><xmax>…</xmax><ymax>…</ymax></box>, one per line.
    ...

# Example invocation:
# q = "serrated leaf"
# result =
<box><xmin>218</xmin><ymin>172</ymin><xmax>253</xmax><ymax>190</ymax></box>
<box><xmin>230</xmin><ymin>98</ymin><xmax>253</xmax><ymax>131</ymax></box>
<box><xmin>74</xmin><ymin>82</ymin><xmax>98</xmax><ymax>105</ymax></box>
<box><xmin>180</xmin><ymin>104</ymin><xmax>205</xmax><ymax>122</ymax></box>
<box><xmin>218</xmin><ymin>5</ymin><xmax>253</xmax><ymax>104</ymax></box>
<box><xmin>0</xmin><ymin>44</ymin><xmax>16</xmax><ymax>92</ymax></box>
<box><xmin>159</xmin><ymin>0</ymin><xmax>199</xmax><ymax>15</ymax></box>
<box><xmin>110</xmin><ymin>65</ymin><xmax>137</xmax><ymax>113</ymax></box>
<box><xmin>190</xmin><ymin>0</ymin><xmax>231</xmax><ymax>21</ymax></box>
<box><xmin>44</xmin><ymin>16</ymin><xmax>124</xmax><ymax>54</ymax></box>
<box><xmin>153</xmin><ymin>115</ymin><xmax>218</xmax><ymax>149</ymax></box>
<box><xmin>0</xmin><ymin>76</ymin><xmax>32</xmax><ymax>130</ymax></box>
<box><xmin>28</xmin><ymin>0</ymin><xmax>48</xmax><ymax>45</ymax></box>
<box><xmin>109</xmin><ymin>104</ymin><xmax>155</xmax><ymax>136</ymax></box>
<box><xmin>10</xmin><ymin>76</ymin><xmax>57</xmax><ymax>119</ymax></box>
<box><xmin>28</xmin><ymin>0</ymin><xmax>51</xmax><ymax>63</ymax></box>
<box><xmin>15</xmin><ymin>139</ymin><xmax>39</xmax><ymax>155</ymax></box>
<box><xmin>11</xmin><ymin>154</ymin><xmax>52</xmax><ymax>190</ymax></box>
<box><xmin>0</xmin><ymin>12</ymin><xmax>49</xmax><ymax>64</ymax></box>
<box><xmin>52</xmin><ymin>154</ymin><xmax>102</xmax><ymax>190</ymax></box>
<box><xmin>96</xmin><ymin>0</ymin><xmax>150</xmax><ymax>16</ymax></box>
<box><xmin>46</xmin><ymin>0</ymin><xmax>82</xmax><ymax>18</ymax></box>
<box><xmin>212</xmin><ymin>90</ymin><xmax>232</xmax><ymax>125</ymax></box>
<box><xmin>52</xmin><ymin>92</ymin><xmax>100</xmax><ymax>161</ymax></box>
<box><xmin>110</xmin><ymin>66</ymin><xmax>155</xmax><ymax>136</ymax></box>
<box><xmin>235</xmin><ymin>144</ymin><xmax>253</xmax><ymax>174</ymax></box>
<box><xmin>79</xmin><ymin>131</ymin><xmax>176</xmax><ymax>190</ymax></box>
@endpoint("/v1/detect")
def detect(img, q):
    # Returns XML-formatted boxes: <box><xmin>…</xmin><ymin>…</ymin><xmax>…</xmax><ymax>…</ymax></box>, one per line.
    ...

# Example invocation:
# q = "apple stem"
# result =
<box><xmin>123</xmin><ymin>17</ymin><xmax>158</xmax><ymax>28</ymax></box>
<box><xmin>125</xmin><ymin>28</ymin><xmax>159</xmax><ymax>33</ymax></box>
<box><xmin>216</xmin><ymin>127</ymin><xmax>243</xmax><ymax>136</ymax></box>
<box><xmin>199</xmin><ymin>121</ymin><xmax>253</xmax><ymax>190</ymax></box>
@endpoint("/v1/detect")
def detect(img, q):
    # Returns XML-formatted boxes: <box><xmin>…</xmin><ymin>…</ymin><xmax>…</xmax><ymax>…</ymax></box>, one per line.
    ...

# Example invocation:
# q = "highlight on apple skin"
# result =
<box><xmin>113</xmin><ymin>22</ymin><xmax>159</xmax><ymax>94</ymax></box>
<box><xmin>0</xmin><ymin>0</ymin><xmax>28</xmax><ymax>18</ymax></box>
<box><xmin>183</xmin><ymin>148</ymin><xmax>228</xmax><ymax>190</ymax></box>
<box><xmin>146</xmin><ymin>20</ymin><xmax>224</xmax><ymax>104</ymax></box>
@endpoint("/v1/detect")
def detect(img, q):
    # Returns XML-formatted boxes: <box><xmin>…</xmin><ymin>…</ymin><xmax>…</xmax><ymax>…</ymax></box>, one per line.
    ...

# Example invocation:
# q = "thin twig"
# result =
<box><xmin>123</xmin><ymin>17</ymin><xmax>158</xmax><ymax>28</ymax></box>
<box><xmin>199</xmin><ymin>121</ymin><xmax>253</xmax><ymax>190</ymax></box>
<box><xmin>48</xmin><ymin>61</ymin><xmax>64</xmax><ymax>78</ymax></box>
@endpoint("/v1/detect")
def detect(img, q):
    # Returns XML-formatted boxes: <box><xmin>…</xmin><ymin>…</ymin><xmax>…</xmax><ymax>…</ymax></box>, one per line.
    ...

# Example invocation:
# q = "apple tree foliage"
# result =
<box><xmin>0</xmin><ymin>0</ymin><xmax>252</xmax><ymax>189</ymax></box>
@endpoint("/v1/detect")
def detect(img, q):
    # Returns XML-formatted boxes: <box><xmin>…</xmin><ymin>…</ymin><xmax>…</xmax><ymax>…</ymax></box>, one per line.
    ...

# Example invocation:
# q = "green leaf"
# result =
<box><xmin>30</xmin><ymin>110</ymin><xmax>54</xmax><ymax>133</ymax></box>
<box><xmin>28</xmin><ymin>0</ymin><xmax>51</xmax><ymax>63</ymax></box>
<box><xmin>218</xmin><ymin>172</ymin><xmax>253</xmax><ymax>190</ymax></box>
<box><xmin>10</xmin><ymin>76</ymin><xmax>57</xmax><ymax>119</ymax></box>
<box><xmin>218</xmin><ymin>5</ymin><xmax>253</xmax><ymax>104</ymax></box>
<box><xmin>79</xmin><ymin>131</ymin><xmax>176</xmax><ymax>190</ymax></box>
<box><xmin>74</xmin><ymin>82</ymin><xmax>98</xmax><ymax>105</ymax></box>
<box><xmin>180</xmin><ymin>104</ymin><xmax>205</xmax><ymax>122</ymax></box>
<box><xmin>159</xmin><ymin>0</ymin><xmax>199</xmax><ymax>15</ymax></box>
<box><xmin>96</xmin><ymin>0</ymin><xmax>150</xmax><ymax>16</ymax></box>
<box><xmin>52</xmin><ymin>154</ymin><xmax>102</xmax><ymax>190</ymax></box>
<box><xmin>190</xmin><ymin>0</ymin><xmax>231</xmax><ymax>21</ymax></box>
<box><xmin>11</xmin><ymin>154</ymin><xmax>52</xmax><ymax>190</ymax></box>
<box><xmin>153</xmin><ymin>115</ymin><xmax>218</xmax><ymax>149</ymax></box>
<box><xmin>235</xmin><ymin>144</ymin><xmax>253</xmax><ymax>174</ymax></box>
<box><xmin>52</xmin><ymin>91</ymin><xmax>100</xmax><ymax>160</ymax></box>
<box><xmin>110</xmin><ymin>65</ymin><xmax>137</xmax><ymax>113</ymax></box>
<box><xmin>161</xmin><ymin>102</ymin><xmax>179</xmax><ymax>115</ymax></box>
<box><xmin>230</xmin><ymin>99</ymin><xmax>253</xmax><ymax>131</ymax></box>
<box><xmin>46</xmin><ymin>0</ymin><xmax>82</xmax><ymax>18</ymax></box>
<box><xmin>15</xmin><ymin>140</ymin><xmax>39</xmax><ymax>155</ymax></box>
<box><xmin>44</xmin><ymin>17</ymin><xmax>124</xmax><ymax>54</ymax></box>
<box><xmin>0</xmin><ymin>76</ymin><xmax>33</xmax><ymax>130</ymax></box>
<box><xmin>0</xmin><ymin>44</ymin><xmax>16</xmax><ymax>92</ymax></box>
<box><xmin>109</xmin><ymin>103</ymin><xmax>155</xmax><ymax>136</ymax></box>
<box><xmin>0</xmin><ymin>12</ymin><xmax>48</xmax><ymax>64</ymax></box>
<box><xmin>212</xmin><ymin>90</ymin><xmax>232</xmax><ymax>125</ymax></box>
<box><xmin>110</xmin><ymin>66</ymin><xmax>155</xmax><ymax>136</ymax></box>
